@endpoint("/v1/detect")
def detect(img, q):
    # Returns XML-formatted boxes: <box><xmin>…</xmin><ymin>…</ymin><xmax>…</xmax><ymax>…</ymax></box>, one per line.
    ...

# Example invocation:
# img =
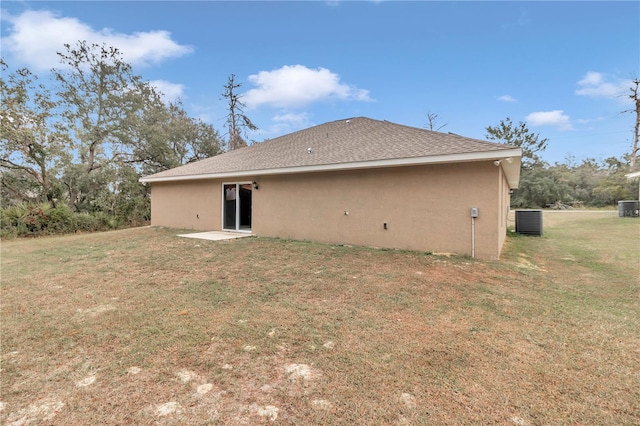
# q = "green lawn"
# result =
<box><xmin>1</xmin><ymin>211</ymin><xmax>638</xmax><ymax>425</ymax></box>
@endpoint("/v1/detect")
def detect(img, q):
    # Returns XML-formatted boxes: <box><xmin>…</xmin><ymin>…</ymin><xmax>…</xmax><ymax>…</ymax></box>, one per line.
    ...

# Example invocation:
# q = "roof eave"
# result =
<box><xmin>500</xmin><ymin>155</ymin><xmax>522</xmax><ymax>189</ymax></box>
<box><xmin>140</xmin><ymin>148</ymin><xmax>523</xmax><ymax>187</ymax></box>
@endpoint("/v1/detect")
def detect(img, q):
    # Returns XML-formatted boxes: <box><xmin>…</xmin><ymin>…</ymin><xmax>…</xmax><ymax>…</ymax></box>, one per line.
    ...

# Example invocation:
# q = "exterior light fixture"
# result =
<box><xmin>252</xmin><ymin>181</ymin><xmax>259</xmax><ymax>190</ymax></box>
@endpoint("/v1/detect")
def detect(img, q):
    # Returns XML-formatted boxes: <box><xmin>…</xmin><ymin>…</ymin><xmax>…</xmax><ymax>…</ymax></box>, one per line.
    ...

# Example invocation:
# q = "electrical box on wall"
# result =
<box><xmin>471</xmin><ymin>207</ymin><xmax>479</xmax><ymax>218</ymax></box>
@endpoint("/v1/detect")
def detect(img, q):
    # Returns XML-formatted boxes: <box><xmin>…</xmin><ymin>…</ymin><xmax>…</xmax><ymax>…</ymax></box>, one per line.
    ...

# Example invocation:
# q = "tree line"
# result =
<box><xmin>1</xmin><ymin>42</ymin><xmax>256</xmax><ymax>237</ymax></box>
<box><xmin>427</xmin><ymin>87</ymin><xmax>639</xmax><ymax>210</ymax></box>
<box><xmin>1</xmin><ymin>41</ymin><xmax>638</xmax><ymax>237</ymax></box>
<box><xmin>485</xmin><ymin>117</ymin><xmax>637</xmax><ymax>209</ymax></box>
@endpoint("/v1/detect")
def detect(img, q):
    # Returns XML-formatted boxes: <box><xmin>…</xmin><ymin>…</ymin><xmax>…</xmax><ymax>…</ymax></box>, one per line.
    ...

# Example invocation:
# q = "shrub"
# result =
<box><xmin>0</xmin><ymin>203</ymin><xmax>51</xmax><ymax>236</ymax></box>
<box><xmin>47</xmin><ymin>204</ymin><xmax>76</xmax><ymax>233</ymax></box>
<box><xmin>0</xmin><ymin>202</ymin><xmax>125</xmax><ymax>238</ymax></box>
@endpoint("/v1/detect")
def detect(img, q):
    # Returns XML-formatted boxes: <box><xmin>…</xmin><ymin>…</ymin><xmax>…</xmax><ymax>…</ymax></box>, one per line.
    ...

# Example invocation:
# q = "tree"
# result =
<box><xmin>54</xmin><ymin>41</ymin><xmax>149</xmax><ymax>175</ymax></box>
<box><xmin>592</xmin><ymin>156</ymin><xmax>636</xmax><ymax>205</ymax></box>
<box><xmin>510</xmin><ymin>166</ymin><xmax>570</xmax><ymax>208</ymax></box>
<box><xmin>2</xmin><ymin>42</ymin><xmax>226</xmax><ymax>233</ymax></box>
<box><xmin>627</xmin><ymin>79</ymin><xmax>639</xmax><ymax>170</ymax></box>
<box><xmin>0</xmin><ymin>60</ymin><xmax>68</xmax><ymax>206</ymax></box>
<box><xmin>124</xmin><ymin>95</ymin><xmax>224</xmax><ymax>175</ymax></box>
<box><xmin>161</xmin><ymin>103</ymin><xmax>222</xmax><ymax>165</ymax></box>
<box><xmin>485</xmin><ymin>117</ymin><xmax>550</xmax><ymax>208</ymax></box>
<box><xmin>553</xmin><ymin>158</ymin><xmax>604</xmax><ymax>205</ymax></box>
<box><xmin>424</xmin><ymin>111</ymin><xmax>447</xmax><ymax>131</ymax></box>
<box><xmin>221</xmin><ymin>74</ymin><xmax>257</xmax><ymax>150</ymax></box>
<box><xmin>53</xmin><ymin>41</ymin><xmax>160</xmax><ymax>212</ymax></box>
<box><xmin>485</xmin><ymin>117</ymin><xmax>548</xmax><ymax>166</ymax></box>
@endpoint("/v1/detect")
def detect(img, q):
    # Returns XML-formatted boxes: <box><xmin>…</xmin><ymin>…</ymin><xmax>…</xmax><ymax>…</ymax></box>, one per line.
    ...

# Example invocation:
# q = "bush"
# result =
<box><xmin>0</xmin><ymin>203</ymin><xmax>49</xmax><ymax>236</ymax></box>
<box><xmin>0</xmin><ymin>204</ymin><xmax>30</xmax><ymax>238</ymax></box>
<box><xmin>0</xmin><ymin>202</ymin><xmax>124</xmax><ymax>238</ymax></box>
<box><xmin>47</xmin><ymin>204</ymin><xmax>75</xmax><ymax>233</ymax></box>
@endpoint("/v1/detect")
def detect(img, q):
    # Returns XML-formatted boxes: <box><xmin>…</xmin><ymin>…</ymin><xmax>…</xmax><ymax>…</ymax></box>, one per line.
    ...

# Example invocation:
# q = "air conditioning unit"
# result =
<box><xmin>618</xmin><ymin>200</ymin><xmax>639</xmax><ymax>217</ymax></box>
<box><xmin>515</xmin><ymin>210</ymin><xmax>543</xmax><ymax>236</ymax></box>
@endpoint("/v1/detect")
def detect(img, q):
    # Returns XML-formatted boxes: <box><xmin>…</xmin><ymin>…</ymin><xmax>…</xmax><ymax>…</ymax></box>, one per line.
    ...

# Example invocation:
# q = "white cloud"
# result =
<box><xmin>250</xmin><ymin>113</ymin><xmax>314</xmax><ymax>139</ymax></box>
<box><xmin>243</xmin><ymin>65</ymin><xmax>372</xmax><ymax>109</ymax></box>
<box><xmin>578</xmin><ymin>71</ymin><xmax>603</xmax><ymax>86</ymax></box>
<box><xmin>575</xmin><ymin>71</ymin><xmax>630</xmax><ymax>100</ymax></box>
<box><xmin>498</xmin><ymin>95</ymin><xmax>517</xmax><ymax>102</ymax></box>
<box><xmin>1</xmin><ymin>10</ymin><xmax>193</xmax><ymax>71</ymax></box>
<box><xmin>273</xmin><ymin>112</ymin><xmax>312</xmax><ymax>127</ymax></box>
<box><xmin>150</xmin><ymin>80</ymin><xmax>185</xmax><ymax>103</ymax></box>
<box><xmin>526</xmin><ymin>110</ymin><xmax>573</xmax><ymax>131</ymax></box>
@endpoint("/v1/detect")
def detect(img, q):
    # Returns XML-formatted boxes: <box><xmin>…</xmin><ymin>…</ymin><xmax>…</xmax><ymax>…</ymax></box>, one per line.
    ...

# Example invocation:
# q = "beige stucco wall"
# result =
<box><xmin>150</xmin><ymin>179</ymin><xmax>222</xmax><ymax>230</ymax></box>
<box><xmin>148</xmin><ymin>161</ymin><xmax>511</xmax><ymax>259</ymax></box>
<box><xmin>254</xmin><ymin>162</ymin><xmax>504</xmax><ymax>259</ymax></box>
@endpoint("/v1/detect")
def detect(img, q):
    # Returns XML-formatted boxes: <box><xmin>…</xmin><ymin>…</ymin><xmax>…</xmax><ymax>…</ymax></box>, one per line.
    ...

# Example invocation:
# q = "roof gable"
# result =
<box><xmin>141</xmin><ymin>117</ymin><xmax>522</xmax><ymax>187</ymax></box>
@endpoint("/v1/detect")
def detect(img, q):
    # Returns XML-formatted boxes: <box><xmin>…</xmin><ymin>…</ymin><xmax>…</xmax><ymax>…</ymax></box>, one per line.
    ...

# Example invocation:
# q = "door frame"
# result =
<box><xmin>221</xmin><ymin>181</ymin><xmax>252</xmax><ymax>233</ymax></box>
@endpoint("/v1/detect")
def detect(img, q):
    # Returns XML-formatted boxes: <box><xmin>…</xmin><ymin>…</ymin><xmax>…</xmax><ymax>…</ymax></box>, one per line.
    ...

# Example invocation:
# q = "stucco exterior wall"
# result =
<box><xmin>254</xmin><ymin>162</ymin><xmax>502</xmax><ymax>259</ymax></box>
<box><xmin>148</xmin><ymin>161</ymin><xmax>509</xmax><ymax>259</ymax></box>
<box><xmin>150</xmin><ymin>179</ymin><xmax>222</xmax><ymax>230</ymax></box>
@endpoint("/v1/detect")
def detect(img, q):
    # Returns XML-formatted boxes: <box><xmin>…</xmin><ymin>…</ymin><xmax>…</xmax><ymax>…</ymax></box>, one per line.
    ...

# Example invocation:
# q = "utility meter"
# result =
<box><xmin>471</xmin><ymin>207</ymin><xmax>479</xmax><ymax>218</ymax></box>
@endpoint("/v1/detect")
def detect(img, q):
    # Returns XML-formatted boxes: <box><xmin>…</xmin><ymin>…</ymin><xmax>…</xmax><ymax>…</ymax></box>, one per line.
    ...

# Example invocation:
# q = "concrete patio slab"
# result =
<box><xmin>177</xmin><ymin>231</ymin><xmax>253</xmax><ymax>241</ymax></box>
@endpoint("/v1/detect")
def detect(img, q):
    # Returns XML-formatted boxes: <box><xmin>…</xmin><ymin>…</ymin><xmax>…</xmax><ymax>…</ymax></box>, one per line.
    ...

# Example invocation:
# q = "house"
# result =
<box><xmin>140</xmin><ymin>117</ymin><xmax>522</xmax><ymax>259</ymax></box>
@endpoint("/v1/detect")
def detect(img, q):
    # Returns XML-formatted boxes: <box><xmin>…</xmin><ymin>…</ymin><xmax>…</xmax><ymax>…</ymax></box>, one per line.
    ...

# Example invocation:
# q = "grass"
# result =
<box><xmin>1</xmin><ymin>211</ymin><xmax>639</xmax><ymax>425</ymax></box>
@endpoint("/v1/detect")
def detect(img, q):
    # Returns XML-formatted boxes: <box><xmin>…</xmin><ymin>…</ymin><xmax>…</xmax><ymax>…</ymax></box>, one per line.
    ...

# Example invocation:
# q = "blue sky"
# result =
<box><xmin>2</xmin><ymin>1</ymin><xmax>638</xmax><ymax>164</ymax></box>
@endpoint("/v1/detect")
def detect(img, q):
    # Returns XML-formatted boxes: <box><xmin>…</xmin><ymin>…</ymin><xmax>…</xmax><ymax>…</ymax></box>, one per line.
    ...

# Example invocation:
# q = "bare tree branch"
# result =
<box><xmin>628</xmin><ymin>79</ymin><xmax>640</xmax><ymax>170</ymax></box>
<box><xmin>222</xmin><ymin>74</ymin><xmax>257</xmax><ymax>150</ymax></box>
<box><xmin>425</xmin><ymin>111</ymin><xmax>448</xmax><ymax>132</ymax></box>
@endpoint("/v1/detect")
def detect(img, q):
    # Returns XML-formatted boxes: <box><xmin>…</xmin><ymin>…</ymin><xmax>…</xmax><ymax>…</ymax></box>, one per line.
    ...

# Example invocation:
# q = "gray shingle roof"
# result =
<box><xmin>141</xmin><ymin>117</ymin><xmax>520</xmax><ymax>182</ymax></box>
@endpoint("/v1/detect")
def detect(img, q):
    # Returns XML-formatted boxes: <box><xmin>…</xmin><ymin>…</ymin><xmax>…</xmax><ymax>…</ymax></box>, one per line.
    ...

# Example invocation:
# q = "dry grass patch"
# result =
<box><xmin>1</xmin><ymin>214</ymin><xmax>639</xmax><ymax>425</ymax></box>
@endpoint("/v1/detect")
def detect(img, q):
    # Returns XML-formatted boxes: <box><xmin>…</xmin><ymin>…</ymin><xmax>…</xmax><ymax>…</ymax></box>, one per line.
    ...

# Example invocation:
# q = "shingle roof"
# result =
<box><xmin>141</xmin><ymin>117</ymin><xmax>521</xmax><ymax>185</ymax></box>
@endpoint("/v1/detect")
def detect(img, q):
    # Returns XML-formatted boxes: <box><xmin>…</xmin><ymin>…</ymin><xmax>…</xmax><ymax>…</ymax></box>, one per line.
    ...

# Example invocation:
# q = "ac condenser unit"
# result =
<box><xmin>515</xmin><ymin>210</ymin><xmax>543</xmax><ymax>236</ymax></box>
